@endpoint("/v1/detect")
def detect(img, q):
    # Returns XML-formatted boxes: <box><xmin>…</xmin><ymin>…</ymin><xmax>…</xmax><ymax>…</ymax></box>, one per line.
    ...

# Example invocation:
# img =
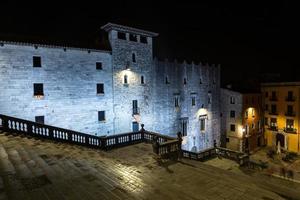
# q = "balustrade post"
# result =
<box><xmin>1</xmin><ymin>116</ymin><xmax>8</xmax><ymax>133</ymax></box>
<box><xmin>140</xmin><ymin>124</ymin><xmax>145</xmax><ymax>141</ymax></box>
<box><xmin>100</xmin><ymin>136</ymin><xmax>107</xmax><ymax>150</ymax></box>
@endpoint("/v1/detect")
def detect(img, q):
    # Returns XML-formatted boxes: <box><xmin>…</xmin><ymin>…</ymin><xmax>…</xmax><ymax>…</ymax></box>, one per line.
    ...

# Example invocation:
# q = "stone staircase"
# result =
<box><xmin>0</xmin><ymin>131</ymin><xmax>138</xmax><ymax>200</ymax></box>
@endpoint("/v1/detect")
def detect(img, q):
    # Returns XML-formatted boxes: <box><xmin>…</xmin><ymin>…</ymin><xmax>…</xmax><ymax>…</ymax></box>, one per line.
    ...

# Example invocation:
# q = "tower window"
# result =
<box><xmin>183</xmin><ymin>78</ymin><xmax>187</xmax><ymax>85</ymax></box>
<box><xmin>230</xmin><ymin>96</ymin><xmax>235</xmax><ymax>104</ymax></box>
<box><xmin>141</xmin><ymin>76</ymin><xmax>145</xmax><ymax>84</ymax></box>
<box><xmin>33</xmin><ymin>56</ymin><xmax>41</xmax><ymax>67</ymax></box>
<box><xmin>165</xmin><ymin>76</ymin><xmax>170</xmax><ymax>84</ymax></box>
<box><xmin>96</xmin><ymin>62</ymin><xmax>102</xmax><ymax>70</ymax></box>
<box><xmin>124</xmin><ymin>75</ymin><xmax>128</xmax><ymax>84</ymax></box>
<box><xmin>132</xmin><ymin>53</ymin><xmax>136</xmax><ymax>63</ymax></box>
<box><xmin>192</xmin><ymin>97</ymin><xmax>196</xmax><ymax>106</ymax></box>
<box><xmin>140</xmin><ymin>36</ymin><xmax>148</xmax><ymax>44</ymax></box>
<box><xmin>230</xmin><ymin>124</ymin><xmax>236</xmax><ymax>132</ymax></box>
<box><xmin>230</xmin><ymin>110</ymin><xmax>235</xmax><ymax>118</ymax></box>
<box><xmin>200</xmin><ymin>119</ymin><xmax>205</xmax><ymax>131</ymax></box>
<box><xmin>98</xmin><ymin>111</ymin><xmax>105</xmax><ymax>121</ymax></box>
<box><xmin>35</xmin><ymin>116</ymin><xmax>44</xmax><ymax>124</ymax></box>
<box><xmin>200</xmin><ymin>78</ymin><xmax>202</xmax><ymax>84</ymax></box>
<box><xmin>117</xmin><ymin>32</ymin><xmax>126</xmax><ymax>40</ymax></box>
<box><xmin>97</xmin><ymin>83</ymin><xmax>104</xmax><ymax>94</ymax></box>
<box><xmin>129</xmin><ymin>34</ymin><xmax>137</xmax><ymax>42</ymax></box>
<box><xmin>175</xmin><ymin>96</ymin><xmax>179</xmax><ymax>107</ymax></box>
<box><xmin>33</xmin><ymin>83</ymin><xmax>44</xmax><ymax>96</ymax></box>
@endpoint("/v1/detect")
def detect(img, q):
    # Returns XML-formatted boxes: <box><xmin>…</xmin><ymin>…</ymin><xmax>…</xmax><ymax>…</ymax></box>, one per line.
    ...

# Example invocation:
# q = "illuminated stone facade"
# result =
<box><xmin>0</xmin><ymin>23</ymin><xmax>220</xmax><ymax>151</ymax></box>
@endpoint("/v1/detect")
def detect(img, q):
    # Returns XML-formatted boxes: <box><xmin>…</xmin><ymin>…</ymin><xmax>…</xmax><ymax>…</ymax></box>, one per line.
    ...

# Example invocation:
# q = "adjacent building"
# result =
<box><xmin>221</xmin><ymin>88</ymin><xmax>263</xmax><ymax>152</ymax></box>
<box><xmin>0</xmin><ymin>23</ymin><xmax>221</xmax><ymax>152</ymax></box>
<box><xmin>262</xmin><ymin>82</ymin><xmax>300</xmax><ymax>153</ymax></box>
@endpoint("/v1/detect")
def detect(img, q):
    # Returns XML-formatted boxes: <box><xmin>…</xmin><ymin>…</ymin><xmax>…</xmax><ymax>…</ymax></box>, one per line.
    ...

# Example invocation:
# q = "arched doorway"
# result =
<box><xmin>276</xmin><ymin>133</ymin><xmax>285</xmax><ymax>147</ymax></box>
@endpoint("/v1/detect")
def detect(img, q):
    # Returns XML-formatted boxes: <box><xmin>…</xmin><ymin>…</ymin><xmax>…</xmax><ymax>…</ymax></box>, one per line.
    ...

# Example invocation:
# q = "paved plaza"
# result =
<box><xmin>1</xmin><ymin>133</ymin><xmax>300</xmax><ymax>200</ymax></box>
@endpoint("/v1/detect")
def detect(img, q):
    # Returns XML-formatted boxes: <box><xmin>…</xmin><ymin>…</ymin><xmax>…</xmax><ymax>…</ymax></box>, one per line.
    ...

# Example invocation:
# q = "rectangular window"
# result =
<box><xmin>117</xmin><ymin>32</ymin><xmax>126</xmax><ymax>40</ymax></box>
<box><xmin>192</xmin><ymin>96</ymin><xmax>196</xmax><ymax>106</ymax></box>
<box><xmin>288</xmin><ymin>91</ymin><xmax>293</xmax><ymax>99</ymax></box>
<box><xmin>230</xmin><ymin>96</ymin><xmax>235</xmax><ymax>104</ymax></box>
<box><xmin>287</xmin><ymin>105</ymin><xmax>293</xmax><ymax>113</ymax></box>
<box><xmin>33</xmin><ymin>83</ymin><xmax>44</xmax><ymax>96</ymax></box>
<box><xmin>35</xmin><ymin>116</ymin><xmax>44</xmax><ymax>124</ymax></box>
<box><xmin>175</xmin><ymin>96</ymin><xmax>179</xmax><ymax>107</ymax></box>
<box><xmin>96</xmin><ymin>62</ymin><xmax>102</xmax><ymax>70</ymax></box>
<box><xmin>200</xmin><ymin>119</ymin><xmax>205</xmax><ymax>131</ymax></box>
<box><xmin>133</xmin><ymin>100</ymin><xmax>139</xmax><ymax>114</ymax></box>
<box><xmin>165</xmin><ymin>76</ymin><xmax>170</xmax><ymax>84</ymax></box>
<box><xmin>140</xmin><ymin>36</ymin><xmax>148</xmax><ymax>44</ymax></box>
<box><xmin>181</xmin><ymin>119</ymin><xmax>188</xmax><ymax>136</ymax></box>
<box><xmin>230</xmin><ymin>110</ymin><xmax>235</xmax><ymax>118</ymax></box>
<box><xmin>286</xmin><ymin>119</ymin><xmax>294</xmax><ymax>128</ymax></box>
<box><xmin>230</xmin><ymin>124</ymin><xmax>236</xmax><ymax>132</ymax></box>
<box><xmin>141</xmin><ymin>76</ymin><xmax>145</xmax><ymax>84</ymax></box>
<box><xmin>97</xmin><ymin>83</ymin><xmax>104</xmax><ymax>94</ymax></box>
<box><xmin>270</xmin><ymin>118</ymin><xmax>277</xmax><ymax>127</ymax></box>
<box><xmin>265</xmin><ymin>104</ymin><xmax>269</xmax><ymax>111</ymax></box>
<box><xmin>129</xmin><ymin>34</ymin><xmax>137</xmax><ymax>42</ymax></box>
<box><xmin>98</xmin><ymin>111</ymin><xmax>105</xmax><ymax>121</ymax></box>
<box><xmin>33</xmin><ymin>56</ymin><xmax>41</xmax><ymax>67</ymax></box>
<box><xmin>271</xmin><ymin>104</ymin><xmax>277</xmax><ymax>114</ymax></box>
<box><xmin>226</xmin><ymin>138</ymin><xmax>230</xmax><ymax>143</ymax></box>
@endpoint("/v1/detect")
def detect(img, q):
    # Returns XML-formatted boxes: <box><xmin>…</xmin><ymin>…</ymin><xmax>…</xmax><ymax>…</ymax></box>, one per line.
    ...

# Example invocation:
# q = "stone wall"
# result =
<box><xmin>0</xmin><ymin>43</ymin><xmax>113</xmax><ymax>135</ymax></box>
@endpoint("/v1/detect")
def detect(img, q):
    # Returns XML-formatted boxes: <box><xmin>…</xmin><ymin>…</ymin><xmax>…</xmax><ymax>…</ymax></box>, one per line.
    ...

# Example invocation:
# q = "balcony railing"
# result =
<box><xmin>285</xmin><ymin>112</ymin><xmax>296</xmax><ymax>117</ymax></box>
<box><xmin>269</xmin><ymin>111</ymin><xmax>278</xmax><ymax>115</ymax></box>
<box><xmin>285</xmin><ymin>96</ymin><xmax>296</xmax><ymax>102</ymax></box>
<box><xmin>284</xmin><ymin>127</ymin><xmax>297</xmax><ymax>133</ymax></box>
<box><xmin>269</xmin><ymin>96</ymin><xmax>278</xmax><ymax>101</ymax></box>
<box><xmin>269</xmin><ymin>126</ymin><xmax>278</xmax><ymax>131</ymax></box>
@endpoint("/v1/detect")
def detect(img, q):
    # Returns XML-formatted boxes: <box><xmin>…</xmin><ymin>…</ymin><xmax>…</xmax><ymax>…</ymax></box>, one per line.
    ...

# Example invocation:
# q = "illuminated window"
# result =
<box><xmin>132</xmin><ymin>53</ymin><xmax>136</xmax><ymax>63</ymax></box>
<box><xmin>96</xmin><ymin>62</ymin><xmax>102</xmax><ymax>70</ymax></box>
<box><xmin>230</xmin><ymin>124</ymin><xmax>235</xmax><ymax>132</ymax></box>
<box><xmin>98</xmin><ymin>111</ymin><xmax>105</xmax><ymax>121</ymax></box>
<box><xmin>141</xmin><ymin>76</ymin><xmax>145</xmax><ymax>84</ymax></box>
<box><xmin>200</xmin><ymin>119</ymin><xmax>205</xmax><ymax>131</ymax></box>
<box><xmin>270</xmin><ymin>118</ymin><xmax>277</xmax><ymax>127</ymax></box>
<box><xmin>33</xmin><ymin>56</ymin><xmax>41</xmax><ymax>67</ymax></box>
<box><xmin>33</xmin><ymin>83</ymin><xmax>43</xmax><ymax>96</ymax></box>
<box><xmin>35</xmin><ymin>116</ymin><xmax>44</xmax><ymax>124</ymax></box>
<box><xmin>140</xmin><ymin>36</ymin><xmax>147</xmax><ymax>44</ymax></box>
<box><xmin>124</xmin><ymin>75</ymin><xmax>128</xmax><ymax>84</ymax></box>
<box><xmin>117</xmin><ymin>32</ymin><xmax>126</xmax><ymax>40</ymax></box>
<box><xmin>97</xmin><ymin>83</ymin><xmax>104</xmax><ymax>94</ymax></box>
<box><xmin>286</xmin><ymin>119</ymin><xmax>294</xmax><ymax>128</ymax></box>
<box><xmin>192</xmin><ymin>96</ymin><xmax>196</xmax><ymax>106</ymax></box>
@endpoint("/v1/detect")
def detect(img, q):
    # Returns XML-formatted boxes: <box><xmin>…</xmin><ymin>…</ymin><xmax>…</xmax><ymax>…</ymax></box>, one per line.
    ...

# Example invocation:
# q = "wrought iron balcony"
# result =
<box><xmin>269</xmin><ymin>126</ymin><xmax>278</xmax><ymax>131</ymax></box>
<box><xmin>284</xmin><ymin>127</ymin><xmax>297</xmax><ymax>133</ymax></box>
<box><xmin>269</xmin><ymin>96</ymin><xmax>278</xmax><ymax>101</ymax></box>
<box><xmin>285</xmin><ymin>96</ymin><xmax>296</xmax><ymax>102</ymax></box>
<box><xmin>285</xmin><ymin>111</ymin><xmax>296</xmax><ymax>117</ymax></box>
<box><xmin>269</xmin><ymin>111</ymin><xmax>278</xmax><ymax>115</ymax></box>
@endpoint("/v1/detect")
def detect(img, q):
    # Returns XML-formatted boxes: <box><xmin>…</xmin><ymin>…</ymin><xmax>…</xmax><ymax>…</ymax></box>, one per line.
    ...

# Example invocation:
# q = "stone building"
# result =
<box><xmin>221</xmin><ymin>88</ymin><xmax>263</xmax><ymax>152</ymax></box>
<box><xmin>0</xmin><ymin>23</ymin><xmax>220</xmax><ymax>152</ymax></box>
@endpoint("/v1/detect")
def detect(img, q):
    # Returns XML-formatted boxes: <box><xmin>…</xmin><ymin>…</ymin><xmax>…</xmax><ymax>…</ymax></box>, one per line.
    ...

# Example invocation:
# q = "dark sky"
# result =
<box><xmin>0</xmin><ymin>1</ymin><xmax>299</xmax><ymax>87</ymax></box>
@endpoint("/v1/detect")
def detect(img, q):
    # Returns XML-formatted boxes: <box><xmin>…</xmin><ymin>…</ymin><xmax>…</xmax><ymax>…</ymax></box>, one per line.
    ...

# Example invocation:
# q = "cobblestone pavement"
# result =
<box><xmin>1</xmin><ymin>133</ymin><xmax>300</xmax><ymax>200</ymax></box>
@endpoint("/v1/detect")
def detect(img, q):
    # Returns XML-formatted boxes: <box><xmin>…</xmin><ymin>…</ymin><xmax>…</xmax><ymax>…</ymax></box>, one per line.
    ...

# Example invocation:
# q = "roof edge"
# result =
<box><xmin>101</xmin><ymin>23</ymin><xmax>159</xmax><ymax>37</ymax></box>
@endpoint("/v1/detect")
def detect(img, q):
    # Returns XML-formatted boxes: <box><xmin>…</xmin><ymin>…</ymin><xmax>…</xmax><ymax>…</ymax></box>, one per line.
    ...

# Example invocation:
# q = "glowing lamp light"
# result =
<box><xmin>242</xmin><ymin>128</ymin><xmax>246</xmax><ymax>133</ymax></box>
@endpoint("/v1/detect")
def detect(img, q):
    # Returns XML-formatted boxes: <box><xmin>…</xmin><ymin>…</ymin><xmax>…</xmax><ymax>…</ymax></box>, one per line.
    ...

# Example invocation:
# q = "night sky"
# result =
<box><xmin>1</xmin><ymin>2</ymin><xmax>299</xmax><ymax>89</ymax></box>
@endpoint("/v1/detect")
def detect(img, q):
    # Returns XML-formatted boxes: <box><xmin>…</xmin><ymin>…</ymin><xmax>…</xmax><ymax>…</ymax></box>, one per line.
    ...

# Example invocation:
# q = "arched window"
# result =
<box><xmin>124</xmin><ymin>75</ymin><xmax>128</xmax><ymax>84</ymax></box>
<box><xmin>132</xmin><ymin>53</ymin><xmax>136</xmax><ymax>63</ymax></box>
<box><xmin>141</xmin><ymin>76</ymin><xmax>145</xmax><ymax>84</ymax></box>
